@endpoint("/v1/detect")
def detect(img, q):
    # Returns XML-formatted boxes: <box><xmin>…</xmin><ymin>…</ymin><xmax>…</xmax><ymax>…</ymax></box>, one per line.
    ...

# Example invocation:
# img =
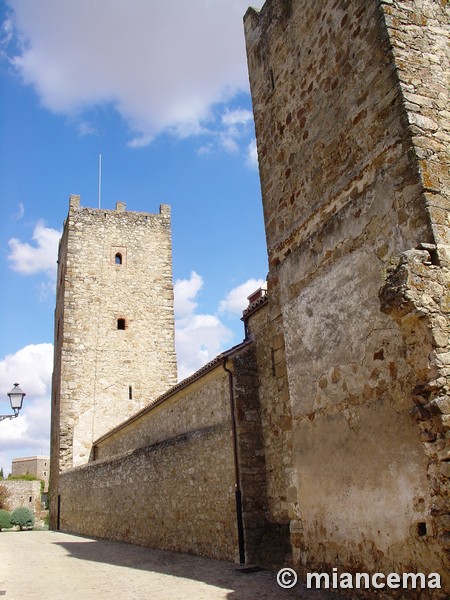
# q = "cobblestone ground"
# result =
<box><xmin>0</xmin><ymin>531</ymin><xmax>345</xmax><ymax>600</ymax></box>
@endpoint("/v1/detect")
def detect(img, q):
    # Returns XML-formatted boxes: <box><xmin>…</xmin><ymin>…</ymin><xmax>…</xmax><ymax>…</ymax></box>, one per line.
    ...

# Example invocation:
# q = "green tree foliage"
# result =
<box><xmin>0</xmin><ymin>467</ymin><xmax>4</xmax><ymax>479</ymax></box>
<box><xmin>10</xmin><ymin>506</ymin><xmax>35</xmax><ymax>530</ymax></box>
<box><xmin>0</xmin><ymin>509</ymin><xmax>12</xmax><ymax>530</ymax></box>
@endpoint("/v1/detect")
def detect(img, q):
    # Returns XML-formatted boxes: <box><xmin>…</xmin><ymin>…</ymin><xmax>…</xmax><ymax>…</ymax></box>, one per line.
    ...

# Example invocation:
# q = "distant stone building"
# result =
<box><xmin>51</xmin><ymin>0</ymin><xmax>449</xmax><ymax>597</ymax></box>
<box><xmin>12</xmin><ymin>456</ymin><xmax>50</xmax><ymax>492</ymax></box>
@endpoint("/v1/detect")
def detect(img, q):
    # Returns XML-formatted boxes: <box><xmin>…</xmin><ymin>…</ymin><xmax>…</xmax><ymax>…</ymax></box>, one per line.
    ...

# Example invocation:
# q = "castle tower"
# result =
<box><xmin>50</xmin><ymin>196</ymin><xmax>177</xmax><ymax>521</ymax></box>
<box><xmin>245</xmin><ymin>0</ymin><xmax>449</xmax><ymax>585</ymax></box>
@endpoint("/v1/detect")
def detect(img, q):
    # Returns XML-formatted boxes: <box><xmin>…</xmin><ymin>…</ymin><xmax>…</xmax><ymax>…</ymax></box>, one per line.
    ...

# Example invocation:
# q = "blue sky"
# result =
<box><xmin>0</xmin><ymin>0</ymin><xmax>266</xmax><ymax>475</ymax></box>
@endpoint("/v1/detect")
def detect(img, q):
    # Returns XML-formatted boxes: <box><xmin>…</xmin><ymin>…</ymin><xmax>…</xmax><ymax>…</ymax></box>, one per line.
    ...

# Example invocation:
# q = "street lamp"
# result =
<box><xmin>0</xmin><ymin>383</ymin><xmax>26</xmax><ymax>421</ymax></box>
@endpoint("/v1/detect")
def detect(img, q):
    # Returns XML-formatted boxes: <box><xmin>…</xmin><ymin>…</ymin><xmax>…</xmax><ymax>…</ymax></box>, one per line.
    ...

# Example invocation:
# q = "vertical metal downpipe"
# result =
<box><xmin>223</xmin><ymin>358</ymin><xmax>245</xmax><ymax>564</ymax></box>
<box><xmin>57</xmin><ymin>494</ymin><xmax>61</xmax><ymax>531</ymax></box>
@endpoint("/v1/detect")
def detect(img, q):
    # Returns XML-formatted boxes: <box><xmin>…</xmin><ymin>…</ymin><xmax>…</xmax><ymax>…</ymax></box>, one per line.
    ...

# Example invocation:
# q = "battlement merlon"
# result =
<box><xmin>67</xmin><ymin>194</ymin><xmax>171</xmax><ymax>219</ymax></box>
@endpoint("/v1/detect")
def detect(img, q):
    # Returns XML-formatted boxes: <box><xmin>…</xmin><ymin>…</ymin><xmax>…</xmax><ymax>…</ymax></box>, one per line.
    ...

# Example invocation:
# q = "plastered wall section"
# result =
<box><xmin>58</xmin><ymin>365</ymin><xmax>240</xmax><ymax>561</ymax></box>
<box><xmin>245</xmin><ymin>0</ymin><xmax>448</xmax><ymax>591</ymax></box>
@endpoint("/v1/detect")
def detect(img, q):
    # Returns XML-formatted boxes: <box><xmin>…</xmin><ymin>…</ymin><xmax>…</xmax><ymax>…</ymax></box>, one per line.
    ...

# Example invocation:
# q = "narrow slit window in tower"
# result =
<box><xmin>117</xmin><ymin>318</ymin><xmax>126</xmax><ymax>330</ymax></box>
<box><xmin>115</xmin><ymin>253</ymin><xmax>123</xmax><ymax>265</ymax></box>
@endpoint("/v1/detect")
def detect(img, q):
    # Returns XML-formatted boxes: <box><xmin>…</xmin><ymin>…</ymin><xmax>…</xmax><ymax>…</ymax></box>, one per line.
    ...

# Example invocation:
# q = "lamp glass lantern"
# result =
<box><xmin>8</xmin><ymin>383</ymin><xmax>26</xmax><ymax>412</ymax></box>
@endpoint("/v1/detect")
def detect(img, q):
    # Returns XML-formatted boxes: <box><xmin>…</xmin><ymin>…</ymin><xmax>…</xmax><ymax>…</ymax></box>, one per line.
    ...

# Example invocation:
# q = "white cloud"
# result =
<box><xmin>218</xmin><ymin>107</ymin><xmax>254</xmax><ymax>154</ymax></box>
<box><xmin>222</xmin><ymin>108</ymin><xmax>253</xmax><ymax>127</ymax></box>
<box><xmin>78</xmin><ymin>121</ymin><xmax>97</xmax><ymax>137</ymax></box>
<box><xmin>174</xmin><ymin>272</ymin><xmax>233</xmax><ymax>380</ymax></box>
<box><xmin>174</xmin><ymin>273</ymin><xmax>266</xmax><ymax>380</ymax></box>
<box><xmin>0</xmin><ymin>343</ymin><xmax>52</xmax><ymax>475</ymax></box>
<box><xmin>12</xmin><ymin>202</ymin><xmax>25</xmax><ymax>221</ymax></box>
<box><xmin>4</xmin><ymin>0</ymin><xmax>263</xmax><ymax>147</ymax></box>
<box><xmin>219</xmin><ymin>277</ymin><xmax>266</xmax><ymax>315</ymax></box>
<box><xmin>0</xmin><ymin>16</ymin><xmax>13</xmax><ymax>54</ymax></box>
<box><xmin>8</xmin><ymin>220</ymin><xmax>60</xmax><ymax>276</ymax></box>
<box><xmin>246</xmin><ymin>138</ymin><xmax>258</xmax><ymax>168</ymax></box>
<box><xmin>175</xmin><ymin>313</ymin><xmax>233</xmax><ymax>381</ymax></box>
<box><xmin>174</xmin><ymin>271</ymin><xmax>203</xmax><ymax>319</ymax></box>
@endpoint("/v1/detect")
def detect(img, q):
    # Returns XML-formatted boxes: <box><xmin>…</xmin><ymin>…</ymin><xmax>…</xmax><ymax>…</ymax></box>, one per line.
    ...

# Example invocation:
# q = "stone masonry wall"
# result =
<box><xmin>382</xmin><ymin>0</ymin><xmax>450</xmax><ymax>249</ymax></box>
<box><xmin>59</xmin><ymin>359</ymin><xmax>237</xmax><ymax>560</ymax></box>
<box><xmin>245</xmin><ymin>0</ymin><xmax>449</xmax><ymax>594</ymax></box>
<box><xmin>229</xmin><ymin>344</ymin><xmax>269</xmax><ymax>565</ymax></box>
<box><xmin>59</xmin><ymin>423</ymin><xmax>238</xmax><ymax>560</ymax></box>
<box><xmin>243</xmin><ymin>298</ymin><xmax>293</xmax><ymax>568</ymax></box>
<box><xmin>94</xmin><ymin>369</ymin><xmax>231</xmax><ymax>461</ymax></box>
<box><xmin>58</xmin><ymin>344</ymin><xmax>270</xmax><ymax>564</ymax></box>
<box><xmin>2</xmin><ymin>480</ymin><xmax>41</xmax><ymax>518</ymax></box>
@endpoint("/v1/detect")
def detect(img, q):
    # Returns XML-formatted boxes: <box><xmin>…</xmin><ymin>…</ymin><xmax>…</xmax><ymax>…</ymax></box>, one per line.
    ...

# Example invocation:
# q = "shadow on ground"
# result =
<box><xmin>54</xmin><ymin>534</ymin><xmax>343</xmax><ymax>599</ymax></box>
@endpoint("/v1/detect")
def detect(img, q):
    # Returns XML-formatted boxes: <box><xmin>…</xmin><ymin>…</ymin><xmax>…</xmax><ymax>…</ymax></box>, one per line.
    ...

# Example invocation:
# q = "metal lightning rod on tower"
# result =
<box><xmin>98</xmin><ymin>154</ymin><xmax>102</xmax><ymax>209</ymax></box>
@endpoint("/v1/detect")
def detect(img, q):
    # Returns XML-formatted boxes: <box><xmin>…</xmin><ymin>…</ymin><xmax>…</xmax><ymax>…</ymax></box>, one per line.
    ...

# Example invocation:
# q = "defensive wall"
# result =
<box><xmin>58</xmin><ymin>341</ymin><xmax>270</xmax><ymax>565</ymax></box>
<box><xmin>245</xmin><ymin>0</ymin><xmax>449</xmax><ymax>593</ymax></box>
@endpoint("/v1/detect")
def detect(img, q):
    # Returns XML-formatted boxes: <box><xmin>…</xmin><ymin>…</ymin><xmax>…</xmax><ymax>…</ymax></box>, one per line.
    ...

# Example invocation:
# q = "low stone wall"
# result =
<box><xmin>57</xmin><ymin>343</ymin><xmax>273</xmax><ymax>565</ymax></box>
<box><xmin>58</xmin><ymin>362</ymin><xmax>242</xmax><ymax>561</ymax></box>
<box><xmin>60</xmin><ymin>422</ymin><xmax>238</xmax><ymax>560</ymax></box>
<box><xmin>1</xmin><ymin>480</ymin><xmax>41</xmax><ymax>517</ymax></box>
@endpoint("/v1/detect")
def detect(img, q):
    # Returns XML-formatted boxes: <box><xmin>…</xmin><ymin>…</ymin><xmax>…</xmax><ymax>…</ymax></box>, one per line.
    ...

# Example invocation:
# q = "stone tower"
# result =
<box><xmin>50</xmin><ymin>195</ymin><xmax>177</xmax><ymax>522</ymax></box>
<box><xmin>245</xmin><ymin>0</ymin><xmax>449</xmax><ymax>587</ymax></box>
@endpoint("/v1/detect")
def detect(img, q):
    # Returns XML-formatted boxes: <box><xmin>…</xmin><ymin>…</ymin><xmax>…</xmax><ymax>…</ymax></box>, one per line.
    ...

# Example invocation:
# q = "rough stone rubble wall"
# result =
<box><xmin>94</xmin><ymin>372</ymin><xmax>231</xmax><ymax>461</ymax></box>
<box><xmin>1</xmin><ymin>480</ymin><xmax>41</xmax><ymax>517</ymax></box>
<box><xmin>60</xmin><ymin>423</ymin><xmax>238</xmax><ymax>560</ymax></box>
<box><xmin>59</xmin><ymin>367</ymin><xmax>238</xmax><ymax>560</ymax></box>
<box><xmin>58</xmin><ymin>347</ymin><xmax>268</xmax><ymax>564</ymax></box>
<box><xmin>245</xmin><ymin>300</ymin><xmax>293</xmax><ymax>567</ymax></box>
<box><xmin>245</xmin><ymin>0</ymin><xmax>449</xmax><ymax>593</ymax></box>
<box><xmin>382</xmin><ymin>0</ymin><xmax>450</xmax><ymax>248</ymax></box>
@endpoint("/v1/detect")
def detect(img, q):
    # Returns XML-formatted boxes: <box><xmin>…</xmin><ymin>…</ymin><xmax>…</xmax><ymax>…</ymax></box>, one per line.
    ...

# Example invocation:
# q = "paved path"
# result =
<box><xmin>0</xmin><ymin>530</ymin><xmax>345</xmax><ymax>600</ymax></box>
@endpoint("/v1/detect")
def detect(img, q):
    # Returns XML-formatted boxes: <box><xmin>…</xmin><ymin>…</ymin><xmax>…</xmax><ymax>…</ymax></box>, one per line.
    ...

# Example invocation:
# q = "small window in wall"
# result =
<box><xmin>111</xmin><ymin>246</ymin><xmax>127</xmax><ymax>266</ymax></box>
<box><xmin>117</xmin><ymin>318</ymin><xmax>126</xmax><ymax>330</ymax></box>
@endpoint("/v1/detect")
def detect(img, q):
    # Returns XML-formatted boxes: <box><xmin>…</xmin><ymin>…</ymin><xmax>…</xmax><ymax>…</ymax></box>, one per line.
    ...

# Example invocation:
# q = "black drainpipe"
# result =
<box><xmin>223</xmin><ymin>357</ymin><xmax>246</xmax><ymax>564</ymax></box>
